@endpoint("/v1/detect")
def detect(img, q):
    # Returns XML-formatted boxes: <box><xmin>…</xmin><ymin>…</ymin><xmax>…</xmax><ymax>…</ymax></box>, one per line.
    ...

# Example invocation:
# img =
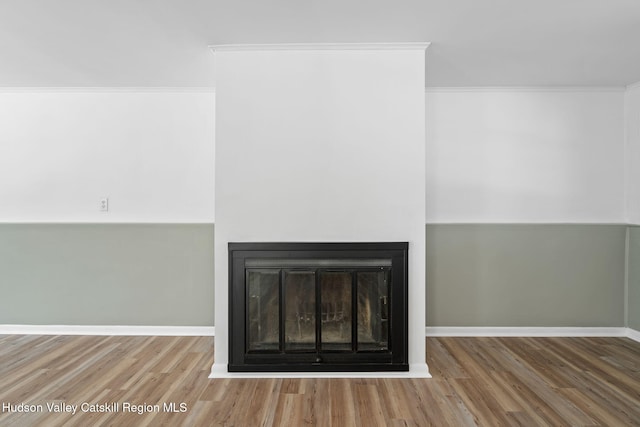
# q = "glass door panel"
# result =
<box><xmin>247</xmin><ymin>269</ymin><xmax>280</xmax><ymax>351</ymax></box>
<box><xmin>357</xmin><ymin>271</ymin><xmax>389</xmax><ymax>351</ymax></box>
<box><xmin>284</xmin><ymin>270</ymin><xmax>316</xmax><ymax>351</ymax></box>
<box><xmin>319</xmin><ymin>271</ymin><xmax>352</xmax><ymax>351</ymax></box>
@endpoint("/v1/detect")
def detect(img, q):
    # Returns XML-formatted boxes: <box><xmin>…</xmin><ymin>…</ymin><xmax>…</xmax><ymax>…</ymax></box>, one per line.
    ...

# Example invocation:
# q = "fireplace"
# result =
<box><xmin>228</xmin><ymin>242</ymin><xmax>409</xmax><ymax>372</ymax></box>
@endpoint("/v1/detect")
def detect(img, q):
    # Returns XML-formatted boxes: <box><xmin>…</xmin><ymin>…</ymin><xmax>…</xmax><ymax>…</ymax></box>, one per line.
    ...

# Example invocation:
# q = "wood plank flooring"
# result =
<box><xmin>0</xmin><ymin>335</ymin><xmax>638</xmax><ymax>426</ymax></box>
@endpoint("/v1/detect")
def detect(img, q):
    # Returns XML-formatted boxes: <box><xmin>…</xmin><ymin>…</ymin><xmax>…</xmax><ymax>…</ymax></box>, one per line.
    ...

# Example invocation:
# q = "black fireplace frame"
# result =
<box><xmin>228</xmin><ymin>242</ymin><xmax>409</xmax><ymax>372</ymax></box>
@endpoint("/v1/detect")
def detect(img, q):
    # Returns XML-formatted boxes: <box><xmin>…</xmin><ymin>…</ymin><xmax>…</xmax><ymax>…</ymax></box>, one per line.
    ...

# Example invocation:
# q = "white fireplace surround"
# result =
<box><xmin>211</xmin><ymin>43</ymin><xmax>431</xmax><ymax>378</ymax></box>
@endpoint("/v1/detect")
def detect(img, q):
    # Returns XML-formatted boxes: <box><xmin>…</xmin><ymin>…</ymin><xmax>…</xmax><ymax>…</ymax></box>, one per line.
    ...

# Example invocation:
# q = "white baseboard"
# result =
<box><xmin>425</xmin><ymin>326</ymin><xmax>628</xmax><ymax>337</ymax></box>
<box><xmin>208</xmin><ymin>362</ymin><xmax>432</xmax><ymax>379</ymax></box>
<box><xmin>1</xmin><ymin>325</ymin><xmax>636</xmax><ymax>343</ymax></box>
<box><xmin>627</xmin><ymin>328</ymin><xmax>640</xmax><ymax>342</ymax></box>
<box><xmin>0</xmin><ymin>324</ymin><xmax>215</xmax><ymax>336</ymax></box>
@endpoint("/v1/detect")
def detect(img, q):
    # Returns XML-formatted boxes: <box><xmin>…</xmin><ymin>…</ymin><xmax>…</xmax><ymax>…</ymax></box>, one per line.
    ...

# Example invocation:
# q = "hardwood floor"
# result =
<box><xmin>0</xmin><ymin>335</ymin><xmax>638</xmax><ymax>426</ymax></box>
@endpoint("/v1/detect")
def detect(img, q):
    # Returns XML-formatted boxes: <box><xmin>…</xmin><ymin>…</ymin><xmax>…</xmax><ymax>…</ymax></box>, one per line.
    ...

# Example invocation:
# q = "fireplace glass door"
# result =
<box><xmin>229</xmin><ymin>243</ymin><xmax>408</xmax><ymax>372</ymax></box>
<box><xmin>247</xmin><ymin>270</ymin><xmax>280</xmax><ymax>351</ymax></box>
<box><xmin>357</xmin><ymin>271</ymin><xmax>389</xmax><ymax>351</ymax></box>
<box><xmin>245</xmin><ymin>266</ymin><xmax>389</xmax><ymax>354</ymax></box>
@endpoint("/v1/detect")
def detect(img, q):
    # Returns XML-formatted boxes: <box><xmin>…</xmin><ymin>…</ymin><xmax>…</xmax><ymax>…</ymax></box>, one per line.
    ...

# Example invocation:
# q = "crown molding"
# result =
<box><xmin>209</xmin><ymin>42</ymin><xmax>430</xmax><ymax>52</ymax></box>
<box><xmin>627</xmin><ymin>80</ymin><xmax>640</xmax><ymax>91</ymax></box>
<box><xmin>1</xmin><ymin>85</ymin><xmax>625</xmax><ymax>94</ymax></box>
<box><xmin>425</xmin><ymin>86</ymin><xmax>625</xmax><ymax>93</ymax></box>
<box><xmin>0</xmin><ymin>221</ymin><xmax>215</xmax><ymax>225</ymax></box>
<box><xmin>0</xmin><ymin>87</ymin><xmax>215</xmax><ymax>93</ymax></box>
<box><xmin>425</xmin><ymin>222</ymin><xmax>631</xmax><ymax>225</ymax></box>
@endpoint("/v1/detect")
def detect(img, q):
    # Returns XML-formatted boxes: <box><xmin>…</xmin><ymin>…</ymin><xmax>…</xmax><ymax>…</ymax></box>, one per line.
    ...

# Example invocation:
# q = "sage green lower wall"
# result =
<box><xmin>426</xmin><ymin>224</ymin><xmax>627</xmax><ymax>327</ymax></box>
<box><xmin>0</xmin><ymin>223</ymin><xmax>631</xmax><ymax>329</ymax></box>
<box><xmin>629</xmin><ymin>226</ymin><xmax>640</xmax><ymax>331</ymax></box>
<box><xmin>0</xmin><ymin>224</ymin><xmax>214</xmax><ymax>326</ymax></box>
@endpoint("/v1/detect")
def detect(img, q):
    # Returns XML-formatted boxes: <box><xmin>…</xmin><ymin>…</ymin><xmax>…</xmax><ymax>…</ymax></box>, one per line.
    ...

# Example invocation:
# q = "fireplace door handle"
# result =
<box><xmin>380</xmin><ymin>296</ymin><xmax>388</xmax><ymax>321</ymax></box>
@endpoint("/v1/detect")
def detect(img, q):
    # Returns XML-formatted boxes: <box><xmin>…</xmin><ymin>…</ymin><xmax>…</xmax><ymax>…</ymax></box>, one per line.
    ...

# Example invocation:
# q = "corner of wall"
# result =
<box><xmin>624</xmin><ymin>81</ymin><xmax>640</xmax><ymax>225</ymax></box>
<box><xmin>625</xmin><ymin>225</ymin><xmax>630</xmax><ymax>328</ymax></box>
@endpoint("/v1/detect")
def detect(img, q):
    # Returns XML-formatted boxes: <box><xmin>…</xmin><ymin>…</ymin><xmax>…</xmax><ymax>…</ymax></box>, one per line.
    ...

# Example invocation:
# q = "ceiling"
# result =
<box><xmin>1</xmin><ymin>0</ymin><xmax>639</xmax><ymax>88</ymax></box>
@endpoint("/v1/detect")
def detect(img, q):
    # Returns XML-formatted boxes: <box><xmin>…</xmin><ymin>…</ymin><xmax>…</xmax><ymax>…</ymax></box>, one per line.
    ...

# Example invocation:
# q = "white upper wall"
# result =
<box><xmin>0</xmin><ymin>90</ymin><xmax>215</xmax><ymax>222</ymax></box>
<box><xmin>626</xmin><ymin>83</ymin><xmax>640</xmax><ymax>225</ymax></box>
<box><xmin>426</xmin><ymin>88</ymin><xmax>626</xmax><ymax>223</ymax></box>
<box><xmin>1</xmin><ymin>86</ymin><xmax>632</xmax><ymax>225</ymax></box>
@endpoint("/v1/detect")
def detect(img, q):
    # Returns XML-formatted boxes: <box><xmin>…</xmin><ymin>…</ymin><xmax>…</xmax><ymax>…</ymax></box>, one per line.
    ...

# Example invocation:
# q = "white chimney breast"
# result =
<box><xmin>211</xmin><ymin>43</ymin><xmax>429</xmax><ymax>377</ymax></box>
